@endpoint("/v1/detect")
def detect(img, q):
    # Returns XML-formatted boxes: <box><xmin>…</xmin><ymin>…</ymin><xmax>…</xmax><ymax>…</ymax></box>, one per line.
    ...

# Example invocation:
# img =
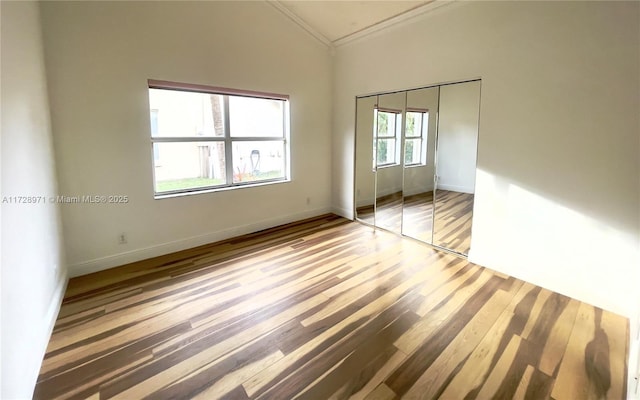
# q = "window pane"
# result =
<box><xmin>377</xmin><ymin>111</ymin><xmax>397</xmax><ymax>138</ymax></box>
<box><xmin>377</xmin><ymin>138</ymin><xmax>396</xmax><ymax>165</ymax></box>
<box><xmin>232</xmin><ymin>141</ymin><xmax>285</xmax><ymax>183</ymax></box>
<box><xmin>154</xmin><ymin>141</ymin><xmax>226</xmax><ymax>192</ymax></box>
<box><xmin>148</xmin><ymin>89</ymin><xmax>224</xmax><ymax>138</ymax></box>
<box><xmin>404</xmin><ymin>138</ymin><xmax>422</xmax><ymax>165</ymax></box>
<box><xmin>405</xmin><ymin>112</ymin><xmax>423</xmax><ymax>137</ymax></box>
<box><xmin>229</xmin><ymin>96</ymin><xmax>284</xmax><ymax>137</ymax></box>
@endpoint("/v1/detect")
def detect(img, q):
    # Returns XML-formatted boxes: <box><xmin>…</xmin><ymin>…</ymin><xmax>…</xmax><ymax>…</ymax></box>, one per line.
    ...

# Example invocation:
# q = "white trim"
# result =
<box><xmin>69</xmin><ymin>207</ymin><xmax>332</xmax><ymax>277</ymax></box>
<box><xmin>356</xmin><ymin>198</ymin><xmax>374</xmax><ymax>208</ymax></box>
<box><xmin>333</xmin><ymin>1</ymin><xmax>456</xmax><ymax>47</ymax></box>
<box><xmin>44</xmin><ymin>275</ymin><xmax>67</xmax><ymax>339</ymax></box>
<box><xmin>267</xmin><ymin>1</ymin><xmax>455</xmax><ymax>50</ymax></box>
<box><xmin>436</xmin><ymin>183</ymin><xmax>474</xmax><ymax>194</ymax></box>
<box><xmin>266</xmin><ymin>1</ymin><xmax>333</xmax><ymax>48</ymax></box>
<box><xmin>403</xmin><ymin>186</ymin><xmax>435</xmax><ymax>197</ymax></box>
<box><xmin>376</xmin><ymin>186</ymin><xmax>404</xmax><ymax>198</ymax></box>
<box><xmin>28</xmin><ymin>274</ymin><xmax>68</xmax><ymax>398</ymax></box>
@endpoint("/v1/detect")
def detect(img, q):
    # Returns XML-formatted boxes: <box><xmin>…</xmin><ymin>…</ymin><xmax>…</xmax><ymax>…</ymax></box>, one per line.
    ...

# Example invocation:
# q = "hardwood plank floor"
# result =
<box><xmin>35</xmin><ymin>214</ymin><xmax>629</xmax><ymax>399</ymax></box>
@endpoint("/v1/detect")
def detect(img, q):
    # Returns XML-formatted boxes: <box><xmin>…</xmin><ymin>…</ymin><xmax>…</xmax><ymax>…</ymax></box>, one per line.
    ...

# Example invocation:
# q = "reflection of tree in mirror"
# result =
<box><xmin>377</xmin><ymin>112</ymin><xmax>388</xmax><ymax>135</ymax></box>
<box><xmin>377</xmin><ymin>139</ymin><xmax>388</xmax><ymax>164</ymax></box>
<box><xmin>404</xmin><ymin>140</ymin><xmax>414</xmax><ymax>164</ymax></box>
<box><xmin>406</xmin><ymin>113</ymin><xmax>415</xmax><ymax>135</ymax></box>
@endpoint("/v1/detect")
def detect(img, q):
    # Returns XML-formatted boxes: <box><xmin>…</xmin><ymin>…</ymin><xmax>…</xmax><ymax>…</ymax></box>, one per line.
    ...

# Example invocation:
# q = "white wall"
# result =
<box><xmin>40</xmin><ymin>1</ymin><xmax>333</xmax><ymax>276</ymax></box>
<box><xmin>0</xmin><ymin>2</ymin><xmax>68</xmax><ymax>398</ymax></box>
<box><xmin>436</xmin><ymin>80</ymin><xmax>480</xmax><ymax>194</ymax></box>
<box><xmin>333</xmin><ymin>0</ymin><xmax>640</xmax><ymax>368</ymax></box>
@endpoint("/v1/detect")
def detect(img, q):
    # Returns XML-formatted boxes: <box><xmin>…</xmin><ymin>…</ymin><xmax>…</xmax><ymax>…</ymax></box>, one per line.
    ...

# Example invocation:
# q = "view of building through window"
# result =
<box><xmin>149</xmin><ymin>85</ymin><xmax>288</xmax><ymax>195</ymax></box>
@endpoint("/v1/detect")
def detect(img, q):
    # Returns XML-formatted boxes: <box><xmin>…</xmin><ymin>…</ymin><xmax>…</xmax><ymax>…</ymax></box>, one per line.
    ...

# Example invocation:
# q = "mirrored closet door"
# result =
<box><xmin>372</xmin><ymin>92</ymin><xmax>405</xmax><ymax>233</ymax></box>
<box><xmin>401</xmin><ymin>86</ymin><xmax>439</xmax><ymax>244</ymax></box>
<box><xmin>354</xmin><ymin>80</ymin><xmax>481</xmax><ymax>256</ymax></box>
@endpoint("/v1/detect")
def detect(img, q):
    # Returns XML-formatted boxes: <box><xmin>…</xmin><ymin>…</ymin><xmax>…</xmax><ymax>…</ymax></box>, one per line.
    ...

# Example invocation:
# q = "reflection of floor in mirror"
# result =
<box><xmin>433</xmin><ymin>190</ymin><xmax>474</xmax><ymax>254</ymax></box>
<box><xmin>356</xmin><ymin>190</ymin><xmax>473</xmax><ymax>255</ymax></box>
<box><xmin>402</xmin><ymin>191</ymin><xmax>434</xmax><ymax>243</ymax></box>
<box><xmin>356</xmin><ymin>191</ymin><xmax>402</xmax><ymax>230</ymax></box>
<box><xmin>355</xmin><ymin>204</ymin><xmax>375</xmax><ymax>225</ymax></box>
<box><xmin>374</xmin><ymin>191</ymin><xmax>403</xmax><ymax>232</ymax></box>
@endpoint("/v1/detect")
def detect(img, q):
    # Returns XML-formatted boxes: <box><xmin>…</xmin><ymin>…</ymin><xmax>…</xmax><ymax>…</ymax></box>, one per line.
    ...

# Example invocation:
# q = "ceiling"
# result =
<box><xmin>269</xmin><ymin>0</ymin><xmax>441</xmax><ymax>46</ymax></box>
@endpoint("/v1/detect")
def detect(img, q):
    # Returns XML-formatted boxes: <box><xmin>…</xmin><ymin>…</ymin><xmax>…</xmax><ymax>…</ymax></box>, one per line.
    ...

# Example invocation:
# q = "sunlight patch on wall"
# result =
<box><xmin>471</xmin><ymin>168</ymin><xmax>638</xmax><ymax>319</ymax></box>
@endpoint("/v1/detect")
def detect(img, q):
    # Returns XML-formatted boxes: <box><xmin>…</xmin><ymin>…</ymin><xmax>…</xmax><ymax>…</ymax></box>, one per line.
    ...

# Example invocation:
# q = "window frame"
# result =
<box><xmin>404</xmin><ymin>107</ymin><xmax>429</xmax><ymax>167</ymax></box>
<box><xmin>148</xmin><ymin>79</ymin><xmax>290</xmax><ymax>198</ymax></box>
<box><xmin>373</xmin><ymin>107</ymin><xmax>402</xmax><ymax>168</ymax></box>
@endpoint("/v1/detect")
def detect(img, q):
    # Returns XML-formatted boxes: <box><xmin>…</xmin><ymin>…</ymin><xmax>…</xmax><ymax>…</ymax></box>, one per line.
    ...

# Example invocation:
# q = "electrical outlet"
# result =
<box><xmin>118</xmin><ymin>233</ymin><xmax>127</xmax><ymax>245</ymax></box>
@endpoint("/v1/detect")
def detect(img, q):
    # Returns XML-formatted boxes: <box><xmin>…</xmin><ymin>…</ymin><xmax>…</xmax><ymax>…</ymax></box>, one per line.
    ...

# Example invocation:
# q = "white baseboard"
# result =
<box><xmin>376</xmin><ymin>187</ymin><xmax>403</xmax><ymax>197</ymax></box>
<box><xmin>69</xmin><ymin>207</ymin><xmax>333</xmax><ymax>277</ymax></box>
<box><xmin>403</xmin><ymin>186</ymin><xmax>434</xmax><ymax>197</ymax></box>
<box><xmin>356</xmin><ymin>198</ymin><xmax>374</xmax><ymax>208</ymax></box>
<box><xmin>45</xmin><ymin>275</ymin><xmax>68</xmax><ymax>336</ymax></box>
<box><xmin>437</xmin><ymin>183</ymin><xmax>474</xmax><ymax>194</ymax></box>
<box><xmin>27</xmin><ymin>273</ymin><xmax>68</xmax><ymax>398</ymax></box>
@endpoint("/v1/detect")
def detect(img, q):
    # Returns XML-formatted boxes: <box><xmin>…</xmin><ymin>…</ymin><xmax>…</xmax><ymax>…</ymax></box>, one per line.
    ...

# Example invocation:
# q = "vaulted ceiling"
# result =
<box><xmin>268</xmin><ymin>0</ymin><xmax>444</xmax><ymax>47</ymax></box>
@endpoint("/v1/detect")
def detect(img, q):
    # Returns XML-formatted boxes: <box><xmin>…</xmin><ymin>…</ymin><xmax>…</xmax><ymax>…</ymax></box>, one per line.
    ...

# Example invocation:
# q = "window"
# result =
<box><xmin>374</xmin><ymin>108</ymin><xmax>402</xmax><ymax>167</ymax></box>
<box><xmin>404</xmin><ymin>109</ymin><xmax>429</xmax><ymax>166</ymax></box>
<box><xmin>150</xmin><ymin>109</ymin><xmax>160</xmax><ymax>162</ymax></box>
<box><xmin>148</xmin><ymin>80</ymin><xmax>289</xmax><ymax>196</ymax></box>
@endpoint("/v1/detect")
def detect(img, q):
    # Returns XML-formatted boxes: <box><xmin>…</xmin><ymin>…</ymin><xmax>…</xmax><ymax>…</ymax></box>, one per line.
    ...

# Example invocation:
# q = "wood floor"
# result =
<box><xmin>35</xmin><ymin>214</ymin><xmax>629</xmax><ymax>399</ymax></box>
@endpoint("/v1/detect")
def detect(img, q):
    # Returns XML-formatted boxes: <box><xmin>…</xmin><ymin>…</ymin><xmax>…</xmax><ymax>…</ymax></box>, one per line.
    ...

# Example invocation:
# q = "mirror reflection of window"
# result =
<box><xmin>404</xmin><ymin>110</ymin><xmax>428</xmax><ymax>166</ymax></box>
<box><xmin>374</xmin><ymin>109</ymin><xmax>402</xmax><ymax>167</ymax></box>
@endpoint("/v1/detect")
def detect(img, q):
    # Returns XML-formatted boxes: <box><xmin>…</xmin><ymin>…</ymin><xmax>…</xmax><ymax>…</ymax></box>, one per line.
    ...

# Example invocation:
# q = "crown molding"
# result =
<box><xmin>266</xmin><ymin>0</ymin><xmax>456</xmax><ymax>51</ymax></box>
<box><xmin>333</xmin><ymin>0</ymin><xmax>455</xmax><ymax>48</ymax></box>
<box><xmin>266</xmin><ymin>1</ymin><xmax>334</xmax><ymax>49</ymax></box>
